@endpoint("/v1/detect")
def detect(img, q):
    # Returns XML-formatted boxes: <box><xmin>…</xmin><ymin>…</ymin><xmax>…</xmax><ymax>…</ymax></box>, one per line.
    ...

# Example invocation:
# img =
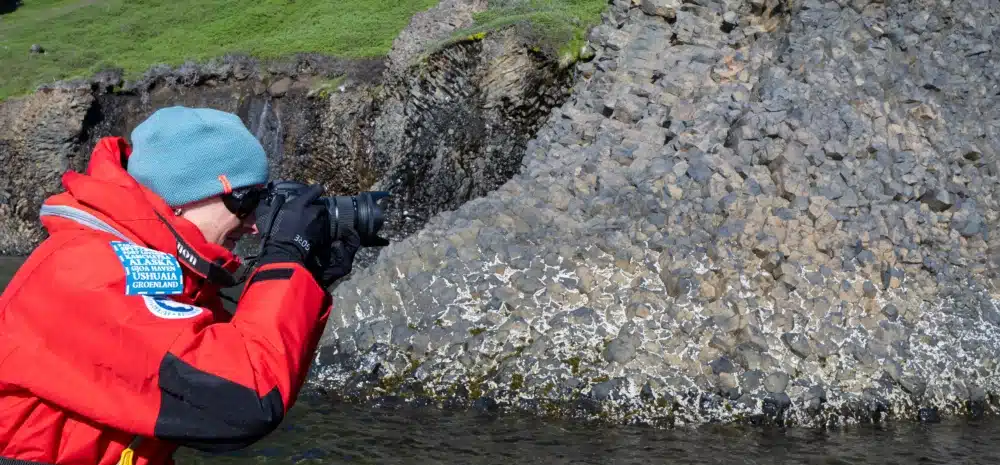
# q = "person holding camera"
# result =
<box><xmin>0</xmin><ymin>106</ymin><xmax>360</xmax><ymax>464</ymax></box>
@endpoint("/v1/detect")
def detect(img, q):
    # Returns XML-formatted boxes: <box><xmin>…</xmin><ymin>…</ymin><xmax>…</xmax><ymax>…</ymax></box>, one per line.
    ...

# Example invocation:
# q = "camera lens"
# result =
<box><xmin>355</xmin><ymin>192</ymin><xmax>388</xmax><ymax>243</ymax></box>
<box><xmin>258</xmin><ymin>181</ymin><xmax>390</xmax><ymax>249</ymax></box>
<box><xmin>328</xmin><ymin>192</ymin><xmax>390</xmax><ymax>247</ymax></box>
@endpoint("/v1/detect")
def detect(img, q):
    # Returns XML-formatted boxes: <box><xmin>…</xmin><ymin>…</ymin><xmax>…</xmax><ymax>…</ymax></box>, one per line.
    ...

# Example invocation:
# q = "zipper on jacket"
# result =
<box><xmin>38</xmin><ymin>205</ymin><xmax>135</xmax><ymax>244</ymax></box>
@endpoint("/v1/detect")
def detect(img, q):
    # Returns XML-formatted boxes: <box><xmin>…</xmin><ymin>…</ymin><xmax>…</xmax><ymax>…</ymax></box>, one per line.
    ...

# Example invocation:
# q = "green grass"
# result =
<box><xmin>307</xmin><ymin>74</ymin><xmax>347</xmax><ymax>99</ymax></box>
<box><xmin>453</xmin><ymin>0</ymin><xmax>607</xmax><ymax>66</ymax></box>
<box><xmin>0</xmin><ymin>0</ymin><xmax>440</xmax><ymax>100</ymax></box>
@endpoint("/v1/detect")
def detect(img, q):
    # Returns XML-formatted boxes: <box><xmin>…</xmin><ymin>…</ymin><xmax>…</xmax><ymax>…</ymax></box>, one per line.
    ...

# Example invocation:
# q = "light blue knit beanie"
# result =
<box><xmin>127</xmin><ymin>106</ymin><xmax>269</xmax><ymax>207</ymax></box>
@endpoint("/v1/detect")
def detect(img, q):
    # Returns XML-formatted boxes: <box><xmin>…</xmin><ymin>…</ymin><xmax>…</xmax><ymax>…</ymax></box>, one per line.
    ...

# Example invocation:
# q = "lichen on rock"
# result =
<box><xmin>314</xmin><ymin>0</ymin><xmax>1000</xmax><ymax>428</ymax></box>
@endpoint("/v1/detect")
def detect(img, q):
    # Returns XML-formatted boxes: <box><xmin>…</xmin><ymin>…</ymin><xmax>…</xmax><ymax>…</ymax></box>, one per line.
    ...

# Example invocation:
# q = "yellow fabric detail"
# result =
<box><xmin>117</xmin><ymin>447</ymin><xmax>135</xmax><ymax>465</ymax></box>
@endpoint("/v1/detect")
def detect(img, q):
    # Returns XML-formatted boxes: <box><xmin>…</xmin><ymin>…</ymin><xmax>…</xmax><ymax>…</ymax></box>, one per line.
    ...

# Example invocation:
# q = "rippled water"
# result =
<box><xmin>170</xmin><ymin>392</ymin><xmax>1000</xmax><ymax>465</ymax></box>
<box><xmin>3</xmin><ymin>258</ymin><xmax>1000</xmax><ymax>464</ymax></box>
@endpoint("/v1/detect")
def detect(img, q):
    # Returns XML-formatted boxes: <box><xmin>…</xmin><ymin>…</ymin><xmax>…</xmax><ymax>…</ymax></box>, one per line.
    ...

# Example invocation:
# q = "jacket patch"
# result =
<box><xmin>141</xmin><ymin>295</ymin><xmax>204</xmax><ymax>319</ymax></box>
<box><xmin>111</xmin><ymin>241</ymin><xmax>184</xmax><ymax>295</ymax></box>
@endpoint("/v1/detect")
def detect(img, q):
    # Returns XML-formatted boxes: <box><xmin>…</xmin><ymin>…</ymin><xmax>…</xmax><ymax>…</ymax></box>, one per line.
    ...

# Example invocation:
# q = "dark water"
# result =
<box><xmin>3</xmin><ymin>258</ymin><xmax>1000</xmax><ymax>464</ymax></box>
<box><xmin>0</xmin><ymin>257</ymin><xmax>21</xmax><ymax>290</ymax></box>
<box><xmin>172</xmin><ymin>394</ymin><xmax>1000</xmax><ymax>465</ymax></box>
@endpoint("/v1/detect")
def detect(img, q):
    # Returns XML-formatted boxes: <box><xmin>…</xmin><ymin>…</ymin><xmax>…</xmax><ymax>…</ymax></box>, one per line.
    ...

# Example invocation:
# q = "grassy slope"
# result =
<box><xmin>0</xmin><ymin>0</ymin><xmax>607</xmax><ymax>101</ymax></box>
<box><xmin>459</xmin><ymin>0</ymin><xmax>608</xmax><ymax>65</ymax></box>
<box><xmin>0</xmin><ymin>0</ymin><xmax>439</xmax><ymax>100</ymax></box>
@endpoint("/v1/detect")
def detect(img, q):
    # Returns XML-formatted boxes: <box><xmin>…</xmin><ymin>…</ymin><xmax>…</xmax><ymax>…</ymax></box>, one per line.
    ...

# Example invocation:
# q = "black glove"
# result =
<box><xmin>320</xmin><ymin>226</ymin><xmax>361</xmax><ymax>286</ymax></box>
<box><xmin>255</xmin><ymin>184</ymin><xmax>332</xmax><ymax>283</ymax></box>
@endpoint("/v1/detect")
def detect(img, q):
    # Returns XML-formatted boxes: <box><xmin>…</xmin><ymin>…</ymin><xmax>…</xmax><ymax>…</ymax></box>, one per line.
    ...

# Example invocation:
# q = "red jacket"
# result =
<box><xmin>0</xmin><ymin>137</ymin><xmax>332</xmax><ymax>464</ymax></box>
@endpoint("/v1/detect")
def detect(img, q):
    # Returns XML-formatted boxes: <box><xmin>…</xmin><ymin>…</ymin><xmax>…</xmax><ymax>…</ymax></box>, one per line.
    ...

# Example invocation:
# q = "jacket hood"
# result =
<box><xmin>40</xmin><ymin>136</ymin><xmax>243</xmax><ymax>284</ymax></box>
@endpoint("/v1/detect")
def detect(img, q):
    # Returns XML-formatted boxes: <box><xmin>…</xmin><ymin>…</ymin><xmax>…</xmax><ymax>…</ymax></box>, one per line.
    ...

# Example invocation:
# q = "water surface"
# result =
<box><xmin>174</xmin><ymin>394</ymin><xmax>1000</xmax><ymax>465</ymax></box>
<box><xmin>0</xmin><ymin>257</ymin><xmax>21</xmax><ymax>291</ymax></box>
<box><xmin>3</xmin><ymin>257</ymin><xmax>1000</xmax><ymax>464</ymax></box>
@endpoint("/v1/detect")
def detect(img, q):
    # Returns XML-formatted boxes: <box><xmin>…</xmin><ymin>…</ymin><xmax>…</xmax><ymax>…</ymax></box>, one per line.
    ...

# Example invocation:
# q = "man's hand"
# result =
<box><xmin>320</xmin><ymin>226</ymin><xmax>361</xmax><ymax>286</ymax></box>
<box><xmin>255</xmin><ymin>184</ymin><xmax>332</xmax><ymax>283</ymax></box>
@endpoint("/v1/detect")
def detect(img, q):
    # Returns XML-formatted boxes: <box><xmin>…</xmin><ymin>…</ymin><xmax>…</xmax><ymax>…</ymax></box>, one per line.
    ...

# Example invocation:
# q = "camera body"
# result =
<box><xmin>257</xmin><ymin>180</ymin><xmax>390</xmax><ymax>248</ymax></box>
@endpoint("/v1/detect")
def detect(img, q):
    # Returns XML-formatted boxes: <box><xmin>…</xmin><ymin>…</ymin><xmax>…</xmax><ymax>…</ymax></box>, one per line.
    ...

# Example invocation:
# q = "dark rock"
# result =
<box><xmin>763</xmin><ymin>392</ymin><xmax>792</xmax><ymax>418</ymax></box>
<box><xmin>764</xmin><ymin>372</ymin><xmax>789</xmax><ymax>393</ymax></box>
<box><xmin>641</xmin><ymin>382</ymin><xmax>656</xmax><ymax>402</ymax></box>
<box><xmin>722</xmin><ymin>11</ymin><xmax>739</xmax><ymax>33</ymax></box>
<box><xmin>604</xmin><ymin>335</ymin><xmax>639</xmax><ymax>364</ymax></box>
<box><xmin>268</xmin><ymin>77</ymin><xmax>293</xmax><ymax>97</ymax></box>
<box><xmin>590</xmin><ymin>377</ymin><xmax>629</xmax><ymax>401</ymax></box>
<box><xmin>781</xmin><ymin>332</ymin><xmax>812</xmax><ymax>358</ymax></box>
<box><xmin>918</xmin><ymin>407</ymin><xmax>941</xmax><ymax>423</ymax></box>
<box><xmin>919</xmin><ymin>189</ymin><xmax>954</xmax><ymax>212</ymax></box>
<box><xmin>639</xmin><ymin>0</ymin><xmax>678</xmax><ymax>21</ymax></box>
<box><xmin>661</xmin><ymin>267</ymin><xmax>696</xmax><ymax>298</ymax></box>
<box><xmin>687</xmin><ymin>159</ymin><xmax>713</xmax><ymax>184</ymax></box>
<box><xmin>882</xmin><ymin>304</ymin><xmax>899</xmax><ymax>321</ymax></box>
<box><xmin>740</xmin><ymin>370</ymin><xmax>764</xmax><ymax>392</ymax></box>
<box><xmin>804</xmin><ymin>385</ymin><xmax>827</xmax><ymax>411</ymax></box>
<box><xmin>569</xmin><ymin>306</ymin><xmax>598</xmax><ymax>326</ymax></box>
<box><xmin>472</xmin><ymin>397</ymin><xmax>500</xmax><ymax>413</ymax></box>
<box><xmin>863</xmin><ymin>280</ymin><xmax>877</xmax><ymax>298</ymax></box>
<box><xmin>710</xmin><ymin>356</ymin><xmax>737</xmax><ymax>374</ymax></box>
<box><xmin>881</xmin><ymin>267</ymin><xmax>904</xmax><ymax>290</ymax></box>
<box><xmin>900</xmin><ymin>376</ymin><xmax>927</xmax><ymax>397</ymax></box>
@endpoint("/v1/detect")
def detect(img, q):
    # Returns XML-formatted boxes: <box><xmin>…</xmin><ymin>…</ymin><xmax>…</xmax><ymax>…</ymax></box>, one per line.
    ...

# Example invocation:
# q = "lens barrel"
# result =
<box><xmin>327</xmin><ymin>192</ymin><xmax>390</xmax><ymax>247</ymax></box>
<box><xmin>260</xmin><ymin>181</ymin><xmax>390</xmax><ymax>248</ymax></box>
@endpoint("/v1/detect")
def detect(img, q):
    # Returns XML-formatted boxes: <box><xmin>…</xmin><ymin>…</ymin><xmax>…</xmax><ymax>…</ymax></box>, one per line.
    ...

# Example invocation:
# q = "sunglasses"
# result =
<box><xmin>221</xmin><ymin>185</ymin><xmax>266</xmax><ymax>219</ymax></box>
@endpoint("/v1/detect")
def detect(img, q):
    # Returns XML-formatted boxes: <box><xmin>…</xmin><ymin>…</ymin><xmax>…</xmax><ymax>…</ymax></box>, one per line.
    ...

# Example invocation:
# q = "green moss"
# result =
<box><xmin>468</xmin><ymin>378</ymin><xmax>484</xmax><ymax>400</ymax></box>
<box><xmin>564</xmin><ymin>356</ymin><xmax>581</xmax><ymax>376</ymax></box>
<box><xmin>511</xmin><ymin>373</ymin><xmax>525</xmax><ymax>390</ymax></box>
<box><xmin>591</xmin><ymin>375</ymin><xmax>609</xmax><ymax>383</ymax></box>
<box><xmin>465</xmin><ymin>0</ymin><xmax>607</xmax><ymax>66</ymax></box>
<box><xmin>543</xmin><ymin>402</ymin><xmax>560</xmax><ymax>416</ymax></box>
<box><xmin>418</xmin><ymin>0</ymin><xmax>607</xmax><ymax>67</ymax></box>
<box><xmin>310</xmin><ymin>74</ymin><xmax>347</xmax><ymax>99</ymax></box>
<box><xmin>469</xmin><ymin>327</ymin><xmax>487</xmax><ymax>336</ymax></box>
<box><xmin>0</xmin><ymin>0</ymin><xmax>440</xmax><ymax>100</ymax></box>
<box><xmin>378</xmin><ymin>374</ymin><xmax>405</xmax><ymax>392</ymax></box>
<box><xmin>542</xmin><ymin>382</ymin><xmax>556</xmax><ymax>396</ymax></box>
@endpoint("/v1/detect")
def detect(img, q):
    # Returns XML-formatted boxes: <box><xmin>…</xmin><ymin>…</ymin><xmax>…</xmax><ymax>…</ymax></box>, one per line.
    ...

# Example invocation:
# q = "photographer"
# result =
<box><xmin>0</xmin><ymin>106</ymin><xmax>360</xmax><ymax>464</ymax></box>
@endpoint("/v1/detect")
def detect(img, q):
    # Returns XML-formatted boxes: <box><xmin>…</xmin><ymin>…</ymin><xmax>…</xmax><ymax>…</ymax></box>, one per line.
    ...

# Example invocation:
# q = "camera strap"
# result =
<box><xmin>154</xmin><ymin>211</ymin><xmax>239</xmax><ymax>288</ymax></box>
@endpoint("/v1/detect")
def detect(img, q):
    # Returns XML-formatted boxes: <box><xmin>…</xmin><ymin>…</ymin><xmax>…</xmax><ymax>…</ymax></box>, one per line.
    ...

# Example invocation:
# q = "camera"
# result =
<box><xmin>258</xmin><ymin>180</ymin><xmax>390</xmax><ymax>248</ymax></box>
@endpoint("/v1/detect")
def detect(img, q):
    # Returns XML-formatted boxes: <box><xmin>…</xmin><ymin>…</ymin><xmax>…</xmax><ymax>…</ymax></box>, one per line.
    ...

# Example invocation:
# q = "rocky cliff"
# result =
<box><xmin>315</xmin><ymin>0</ymin><xmax>1000</xmax><ymax>428</ymax></box>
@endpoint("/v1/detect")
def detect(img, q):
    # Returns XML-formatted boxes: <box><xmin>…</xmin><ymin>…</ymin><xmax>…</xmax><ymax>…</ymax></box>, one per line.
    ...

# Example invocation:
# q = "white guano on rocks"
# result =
<box><xmin>315</xmin><ymin>0</ymin><xmax>1000</xmax><ymax>428</ymax></box>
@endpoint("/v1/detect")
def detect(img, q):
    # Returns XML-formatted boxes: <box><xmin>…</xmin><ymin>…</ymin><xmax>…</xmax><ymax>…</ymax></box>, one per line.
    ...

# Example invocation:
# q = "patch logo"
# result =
<box><xmin>141</xmin><ymin>295</ymin><xmax>204</xmax><ymax>319</ymax></box>
<box><xmin>110</xmin><ymin>241</ymin><xmax>184</xmax><ymax>296</ymax></box>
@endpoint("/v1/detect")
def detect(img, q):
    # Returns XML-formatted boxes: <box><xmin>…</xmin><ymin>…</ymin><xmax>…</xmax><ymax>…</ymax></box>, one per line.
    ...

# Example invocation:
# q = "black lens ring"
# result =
<box><xmin>332</xmin><ymin>196</ymin><xmax>355</xmax><ymax>242</ymax></box>
<box><xmin>356</xmin><ymin>194</ymin><xmax>373</xmax><ymax>237</ymax></box>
